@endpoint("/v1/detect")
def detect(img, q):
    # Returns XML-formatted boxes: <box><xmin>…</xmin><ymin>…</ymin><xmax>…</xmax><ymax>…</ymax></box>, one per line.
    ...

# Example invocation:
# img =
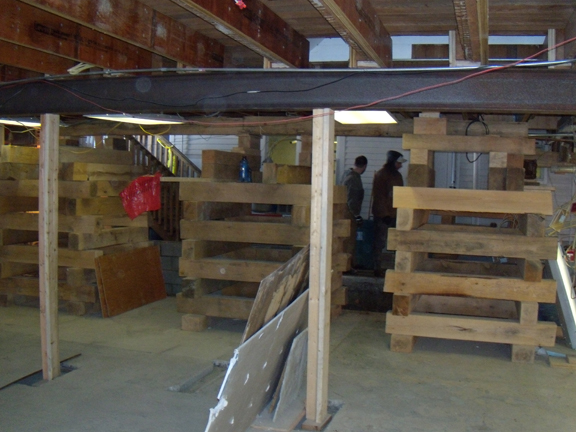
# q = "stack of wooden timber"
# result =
<box><xmin>384</xmin><ymin>117</ymin><xmax>558</xmax><ymax>362</ymax></box>
<box><xmin>0</xmin><ymin>143</ymin><xmax>153</xmax><ymax>315</ymax></box>
<box><xmin>174</xmin><ymin>180</ymin><xmax>351</xmax><ymax>321</ymax></box>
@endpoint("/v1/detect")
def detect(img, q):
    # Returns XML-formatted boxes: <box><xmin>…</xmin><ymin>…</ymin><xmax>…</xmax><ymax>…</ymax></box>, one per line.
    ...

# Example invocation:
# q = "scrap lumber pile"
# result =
<box><xmin>175</xmin><ymin>179</ymin><xmax>351</xmax><ymax>322</ymax></box>
<box><xmin>384</xmin><ymin>116</ymin><xmax>558</xmax><ymax>362</ymax></box>
<box><xmin>0</xmin><ymin>141</ymin><xmax>154</xmax><ymax>315</ymax></box>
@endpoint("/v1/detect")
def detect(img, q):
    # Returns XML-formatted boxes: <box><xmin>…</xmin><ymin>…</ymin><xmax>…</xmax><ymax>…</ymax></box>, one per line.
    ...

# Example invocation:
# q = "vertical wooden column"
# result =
<box><xmin>304</xmin><ymin>108</ymin><xmax>334</xmax><ymax>430</ymax></box>
<box><xmin>39</xmin><ymin>114</ymin><xmax>60</xmax><ymax>380</ymax></box>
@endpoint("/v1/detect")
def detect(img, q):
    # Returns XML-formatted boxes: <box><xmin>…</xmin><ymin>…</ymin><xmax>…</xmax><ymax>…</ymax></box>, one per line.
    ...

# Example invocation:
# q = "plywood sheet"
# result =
<box><xmin>205</xmin><ymin>291</ymin><xmax>308</xmax><ymax>432</ymax></box>
<box><xmin>242</xmin><ymin>246</ymin><xmax>309</xmax><ymax>342</ymax></box>
<box><xmin>95</xmin><ymin>246</ymin><xmax>166</xmax><ymax>317</ymax></box>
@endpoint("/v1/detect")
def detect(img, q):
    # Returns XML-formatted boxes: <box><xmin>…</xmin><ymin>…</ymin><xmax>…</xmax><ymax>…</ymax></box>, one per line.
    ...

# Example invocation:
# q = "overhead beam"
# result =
<box><xmin>20</xmin><ymin>0</ymin><xmax>224</xmax><ymax>67</ymax></box>
<box><xmin>0</xmin><ymin>40</ymin><xmax>75</xmax><ymax>75</ymax></box>
<box><xmin>0</xmin><ymin>65</ymin><xmax>43</xmax><ymax>82</ymax></box>
<box><xmin>3</xmin><ymin>69</ymin><xmax>576</xmax><ymax>116</ymax></box>
<box><xmin>564</xmin><ymin>9</ymin><xmax>576</xmax><ymax>60</ymax></box>
<box><xmin>309</xmin><ymin>0</ymin><xmax>392</xmax><ymax>67</ymax></box>
<box><xmin>0</xmin><ymin>0</ymin><xmax>157</xmax><ymax>70</ymax></box>
<box><xmin>171</xmin><ymin>0</ymin><xmax>308</xmax><ymax>68</ymax></box>
<box><xmin>453</xmin><ymin>0</ymin><xmax>489</xmax><ymax>64</ymax></box>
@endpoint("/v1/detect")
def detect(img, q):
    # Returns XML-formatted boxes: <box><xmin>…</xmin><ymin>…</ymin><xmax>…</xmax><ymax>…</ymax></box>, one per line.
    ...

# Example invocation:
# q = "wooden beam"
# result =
<box><xmin>0</xmin><ymin>39</ymin><xmax>75</xmax><ymax>74</ymax></box>
<box><xmin>386</xmin><ymin>312</ymin><xmax>556</xmax><ymax>347</ymax></box>
<box><xmin>388</xmin><ymin>228</ymin><xmax>557</xmax><ymax>260</ymax></box>
<box><xmin>21</xmin><ymin>0</ymin><xmax>224</xmax><ymax>67</ymax></box>
<box><xmin>177</xmin><ymin>181</ymin><xmax>346</xmax><ymax>205</ymax></box>
<box><xmin>39</xmin><ymin>113</ymin><xmax>60</xmax><ymax>381</ymax></box>
<box><xmin>384</xmin><ymin>270</ymin><xmax>556</xmax><ymax>303</ymax></box>
<box><xmin>305</xmin><ymin>108</ymin><xmax>334</xmax><ymax>429</ymax></box>
<box><xmin>453</xmin><ymin>0</ymin><xmax>488</xmax><ymax>63</ymax></box>
<box><xmin>179</xmin><ymin>258</ymin><xmax>283</xmax><ymax>282</ymax></box>
<box><xmin>309</xmin><ymin>0</ymin><xmax>392</xmax><ymax>67</ymax></box>
<box><xmin>0</xmin><ymin>0</ymin><xmax>156</xmax><ymax>70</ymax></box>
<box><xmin>171</xmin><ymin>0</ymin><xmax>308</xmax><ymax>68</ymax></box>
<box><xmin>0</xmin><ymin>65</ymin><xmax>42</xmax><ymax>82</ymax></box>
<box><xmin>393</xmin><ymin>187</ymin><xmax>553</xmax><ymax>215</ymax></box>
<box><xmin>402</xmin><ymin>134</ymin><xmax>535</xmax><ymax>154</ymax></box>
<box><xmin>565</xmin><ymin>9</ymin><xmax>576</xmax><ymax>60</ymax></box>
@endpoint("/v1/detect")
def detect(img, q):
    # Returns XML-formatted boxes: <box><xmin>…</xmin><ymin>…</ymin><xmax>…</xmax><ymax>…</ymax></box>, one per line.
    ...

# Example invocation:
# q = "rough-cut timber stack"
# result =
<box><xmin>0</xmin><ymin>142</ymin><xmax>152</xmax><ymax>315</ymax></box>
<box><xmin>384</xmin><ymin>116</ymin><xmax>558</xmax><ymax>362</ymax></box>
<box><xmin>174</xmin><ymin>180</ymin><xmax>350</xmax><ymax>321</ymax></box>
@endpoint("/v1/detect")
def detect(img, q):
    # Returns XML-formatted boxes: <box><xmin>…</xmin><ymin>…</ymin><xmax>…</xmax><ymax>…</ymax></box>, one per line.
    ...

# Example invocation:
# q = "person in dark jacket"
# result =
<box><xmin>341</xmin><ymin>155</ymin><xmax>368</xmax><ymax>272</ymax></box>
<box><xmin>372</xmin><ymin>150</ymin><xmax>406</xmax><ymax>277</ymax></box>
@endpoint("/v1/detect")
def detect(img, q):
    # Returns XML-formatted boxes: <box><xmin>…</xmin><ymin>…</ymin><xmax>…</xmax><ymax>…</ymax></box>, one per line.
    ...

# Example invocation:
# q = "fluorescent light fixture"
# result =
<box><xmin>334</xmin><ymin>110</ymin><xmax>397</xmax><ymax>125</ymax></box>
<box><xmin>0</xmin><ymin>117</ymin><xmax>42</xmax><ymax>127</ymax></box>
<box><xmin>84</xmin><ymin>113</ymin><xmax>185</xmax><ymax>125</ymax></box>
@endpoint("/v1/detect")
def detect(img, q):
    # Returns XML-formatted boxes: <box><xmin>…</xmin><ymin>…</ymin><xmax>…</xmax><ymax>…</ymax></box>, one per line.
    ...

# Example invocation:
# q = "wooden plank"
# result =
<box><xmin>384</xmin><ymin>270</ymin><xmax>556</xmax><ymax>303</ymax></box>
<box><xmin>101</xmin><ymin>215</ymin><xmax>148</xmax><ymax>229</ymax></box>
<box><xmin>0</xmin><ymin>162</ymin><xmax>39</xmax><ymax>180</ymax></box>
<box><xmin>0</xmin><ymin>39</ymin><xmax>74</xmax><ymax>74</ymax></box>
<box><xmin>0</xmin><ymin>277</ymin><xmax>96</xmax><ymax>302</ymax></box>
<box><xmin>0</xmin><ymin>0</ymin><xmax>155</xmax><ymax>70</ymax></box>
<box><xmin>413</xmin><ymin>296</ymin><xmax>518</xmax><ymax>319</ymax></box>
<box><xmin>95</xmin><ymin>246</ymin><xmax>166</xmax><ymax>317</ymax></box>
<box><xmin>263</xmin><ymin>164</ymin><xmax>312</xmax><ymax>185</ymax></box>
<box><xmin>1</xmin><ymin>146</ymin><xmax>133</xmax><ymax>165</ymax></box>
<box><xmin>388</xmin><ymin>228</ymin><xmax>557</xmax><ymax>260</ymax></box>
<box><xmin>179</xmin><ymin>181</ymin><xmax>347</xmax><ymax>205</ymax></box>
<box><xmin>176</xmin><ymin>293</ymin><xmax>254</xmax><ymax>320</ymax></box>
<box><xmin>0</xmin><ymin>180</ymin><xmax>129</xmax><ymax>198</ymax></box>
<box><xmin>413</xmin><ymin>117</ymin><xmax>447</xmax><ymax>134</ymax></box>
<box><xmin>518</xmin><ymin>301</ymin><xmax>539</xmax><ymax>325</ymax></box>
<box><xmin>0</xmin><ymin>229</ymin><xmax>38</xmax><ymax>245</ymax></box>
<box><xmin>396</xmin><ymin>209</ymin><xmax>430</xmax><ymax>231</ymax></box>
<box><xmin>407</xmin><ymin>164</ymin><xmax>435</xmax><ymax>187</ymax></box>
<box><xmin>392</xmin><ymin>294</ymin><xmax>420</xmax><ymax>317</ymax></box>
<box><xmin>306</xmin><ymin>108</ymin><xmax>334</xmax><ymax>427</ymax></box>
<box><xmin>519</xmin><ymin>258</ymin><xmax>544</xmax><ymax>282</ymax></box>
<box><xmin>179</xmin><ymin>258</ymin><xmax>283</xmax><ymax>282</ymax></box>
<box><xmin>385</xmin><ymin>312</ymin><xmax>557</xmax><ymax>347</ymax></box>
<box><xmin>21</xmin><ymin>0</ymin><xmax>224</xmax><ymax>67</ymax></box>
<box><xmin>181</xmin><ymin>240</ymin><xmax>245</xmax><ymax>260</ymax></box>
<box><xmin>402</xmin><ymin>134</ymin><xmax>535</xmax><ymax>154</ymax></box>
<box><xmin>202</xmin><ymin>150</ymin><xmax>260</xmax><ymax>167</ymax></box>
<box><xmin>0</xmin><ymin>196</ymin><xmax>37</xmax><ymax>214</ymax></box>
<box><xmin>309</xmin><ymin>0</ymin><xmax>391</xmax><ymax>67</ymax></box>
<box><xmin>64</xmin><ymin>197</ymin><xmax>126</xmax><ymax>216</ymax></box>
<box><xmin>39</xmin><ymin>113</ymin><xmax>59</xmax><ymax>381</ymax></box>
<box><xmin>394</xmin><ymin>251</ymin><xmax>427</xmax><ymax>273</ymax></box>
<box><xmin>393</xmin><ymin>187</ymin><xmax>553</xmax><ymax>215</ymax></box>
<box><xmin>0</xmin><ymin>213</ymin><xmax>101</xmax><ymax>234</ymax></box>
<box><xmin>417</xmin><ymin>258</ymin><xmax>522</xmax><ymax>278</ymax></box>
<box><xmin>68</xmin><ymin>227</ymin><xmax>148</xmax><ymax>250</ymax></box>
<box><xmin>182</xmin><ymin>202</ymin><xmax>251</xmax><ymax>221</ymax></box>
<box><xmin>0</xmin><ymin>245</ymin><xmax>102</xmax><ymax>269</ymax></box>
<box><xmin>60</xmin><ymin>162</ymin><xmax>144</xmax><ymax>181</ymax></box>
<box><xmin>390</xmin><ymin>334</ymin><xmax>416</xmax><ymax>353</ymax></box>
<box><xmin>242</xmin><ymin>246</ymin><xmax>309</xmax><ymax>342</ymax></box>
<box><xmin>180</xmin><ymin>220</ymin><xmax>348</xmax><ymax>245</ymax></box>
<box><xmin>172</xmin><ymin>0</ymin><xmax>308</xmax><ymax>68</ymax></box>
<box><xmin>511</xmin><ymin>345</ymin><xmax>536</xmax><ymax>363</ymax></box>
<box><xmin>0</xmin><ymin>262</ymin><xmax>37</xmax><ymax>278</ymax></box>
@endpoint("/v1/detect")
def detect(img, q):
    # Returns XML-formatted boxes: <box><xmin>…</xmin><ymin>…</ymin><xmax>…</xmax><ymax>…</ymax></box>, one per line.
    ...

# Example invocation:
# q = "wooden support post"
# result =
<box><xmin>39</xmin><ymin>114</ymin><xmax>60</xmax><ymax>381</ymax></box>
<box><xmin>304</xmin><ymin>108</ymin><xmax>334</xmax><ymax>430</ymax></box>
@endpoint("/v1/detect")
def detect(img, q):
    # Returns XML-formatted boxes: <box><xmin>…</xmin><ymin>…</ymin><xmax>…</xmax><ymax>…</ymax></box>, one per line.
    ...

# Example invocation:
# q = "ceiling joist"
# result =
<box><xmin>0</xmin><ymin>0</ymin><xmax>158</xmax><ymax>70</ymax></box>
<box><xmin>20</xmin><ymin>0</ymin><xmax>224</xmax><ymax>67</ymax></box>
<box><xmin>0</xmin><ymin>39</ymin><xmax>76</xmax><ymax>75</ymax></box>
<box><xmin>453</xmin><ymin>0</ymin><xmax>489</xmax><ymax>64</ymax></box>
<box><xmin>309</xmin><ymin>0</ymin><xmax>392</xmax><ymax>67</ymax></box>
<box><xmin>171</xmin><ymin>0</ymin><xmax>309</xmax><ymax>68</ymax></box>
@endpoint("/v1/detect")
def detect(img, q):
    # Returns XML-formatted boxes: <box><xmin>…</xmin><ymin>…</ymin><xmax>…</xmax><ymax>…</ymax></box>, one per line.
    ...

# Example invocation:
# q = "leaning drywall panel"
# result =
<box><xmin>549</xmin><ymin>244</ymin><xmax>576</xmax><ymax>349</ymax></box>
<box><xmin>205</xmin><ymin>290</ymin><xmax>309</xmax><ymax>432</ymax></box>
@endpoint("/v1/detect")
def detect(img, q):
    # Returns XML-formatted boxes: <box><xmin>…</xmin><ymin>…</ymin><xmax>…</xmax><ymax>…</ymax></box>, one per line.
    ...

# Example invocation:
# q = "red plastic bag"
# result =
<box><xmin>120</xmin><ymin>172</ymin><xmax>162</xmax><ymax>220</ymax></box>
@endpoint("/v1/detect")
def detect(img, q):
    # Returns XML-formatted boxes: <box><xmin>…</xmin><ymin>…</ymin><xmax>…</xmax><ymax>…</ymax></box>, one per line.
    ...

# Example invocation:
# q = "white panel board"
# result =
<box><xmin>549</xmin><ymin>244</ymin><xmax>576</xmax><ymax>349</ymax></box>
<box><xmin>204</xmin><ymin>291</ymin><xmax>309</xmax><ymax>432</ymax></box>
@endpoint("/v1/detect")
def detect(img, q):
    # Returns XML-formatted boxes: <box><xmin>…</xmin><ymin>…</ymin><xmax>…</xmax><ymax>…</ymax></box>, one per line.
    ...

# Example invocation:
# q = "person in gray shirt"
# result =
<box><xmin>341</xmin><ymin>155</ymin><xmax>368</xmax><ymax>273</ymax></box>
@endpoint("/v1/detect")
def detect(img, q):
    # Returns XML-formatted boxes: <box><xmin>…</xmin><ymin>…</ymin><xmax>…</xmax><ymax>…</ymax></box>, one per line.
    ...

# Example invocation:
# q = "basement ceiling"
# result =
<box><xmin>0</xmin><ymin>0</ymin><xmax>575</xmax><ymax>127</ymax></box>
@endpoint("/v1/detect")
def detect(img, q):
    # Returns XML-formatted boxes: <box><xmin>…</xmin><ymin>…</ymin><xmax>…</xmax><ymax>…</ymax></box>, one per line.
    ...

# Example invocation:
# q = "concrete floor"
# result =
<box><xmin>1</xmin><ymin>298</ymin><xmax>575</xmax><ymax>432</ymax></box>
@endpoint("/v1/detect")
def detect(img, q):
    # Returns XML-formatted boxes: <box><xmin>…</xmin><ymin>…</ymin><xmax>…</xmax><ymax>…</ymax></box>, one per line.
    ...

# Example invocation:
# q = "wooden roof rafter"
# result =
<box><xmin>309</xmin><ymin>0</ymin><xmax>392</xmax><ymax>67</ymax></box>
<box><xmin>19</xmin><ymin>0</ymin><xmax>225</xmax><ymax>68</ymax></box>
<box><xmin>170</xmin><ymin>0</ymin><xmax>309</xmax><ymax>68</ymax></box>
<box><xmin>453</xmin><ymin>0</ymin><xmax>489</xmax><ymax>64</ymax></box>
<box><xmin>0</xmin><ymin>40</ymin><xmax>76</xmax><ymax>75</ymax></box>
